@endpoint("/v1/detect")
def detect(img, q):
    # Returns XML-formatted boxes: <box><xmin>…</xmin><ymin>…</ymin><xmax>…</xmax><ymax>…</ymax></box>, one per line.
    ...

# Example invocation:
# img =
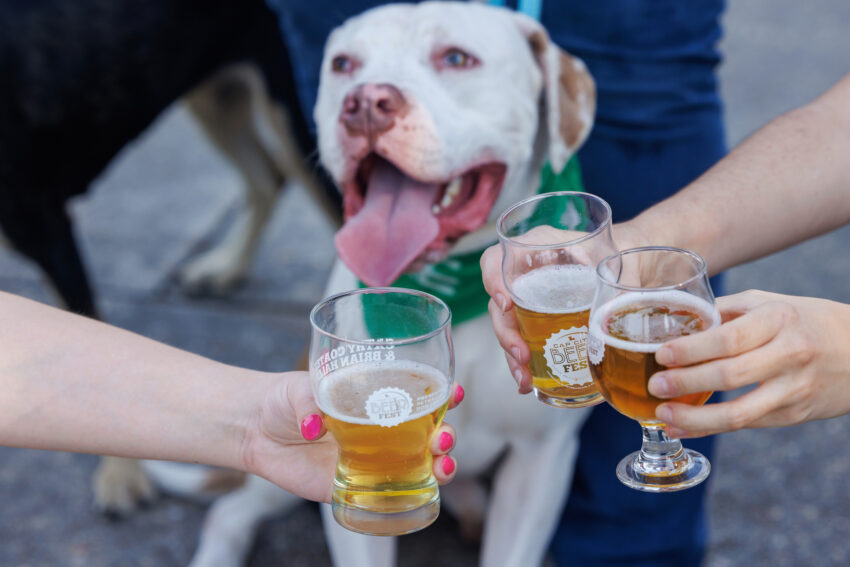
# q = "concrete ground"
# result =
<box><xmin>1</xmin><ymin>0</ymin><xmax>849</xmax><ymax>565</ymax></box>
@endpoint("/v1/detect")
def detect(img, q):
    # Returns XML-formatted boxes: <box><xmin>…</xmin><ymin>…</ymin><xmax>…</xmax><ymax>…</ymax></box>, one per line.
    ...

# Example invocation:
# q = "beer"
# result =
<box><xmin>588</xmin><ymin>290</ymin><xmax>720</xmax><ymax>424</ymax></box>
<box><xmin>317</xmin><ymin>360</ymin><xmax>450</xmax><ymax>535</ymax></box>
<box><xmin>512</xmin><ymin>264</ymin><xmax>600</xmax><ymax>407</ymax></box>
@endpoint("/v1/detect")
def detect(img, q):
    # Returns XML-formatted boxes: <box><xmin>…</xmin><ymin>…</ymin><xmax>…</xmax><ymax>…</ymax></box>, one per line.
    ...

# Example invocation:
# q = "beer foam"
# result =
<box><xmin>511</xmin><ymin>264</ymin><xmax>596</xmax><ymax>313</ymax></box>
<box><xmin>589</xmin><ymin>291</ymin><xmax>720</xmax><ymax>353</ymax></box>
<box><xmin>316</xmin><ymin>360</ymin><xmax>450</xmax><ymax>425</ymax></box>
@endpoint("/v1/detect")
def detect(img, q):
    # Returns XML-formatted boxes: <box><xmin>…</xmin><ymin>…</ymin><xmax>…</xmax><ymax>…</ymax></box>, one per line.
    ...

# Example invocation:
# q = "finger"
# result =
<box><xmin>656</xmin><ymin>302</ymin><xmax>785</xmax><ymax>368</ymax></box>
<box><xmin>285</xmin><ymin>371</ymin><xmax>327</xmax><ymax>441</ymax></box>
<box><xmin>448</xmin><ymin>383</ymin><xmax>465</xmax><ymax>410</ymax></box>
<box><xmin>430</xmin><ymin>423</ymin><xmax>456</xmax><ymax>455</ymax></box>
<box><xmin>480</xmin><ymin>245</ymin><xmax>514</xmax><ymax>313</ymax></box>
<box><xmin>649</xmin><ymin>338</ymin><xmax>786</xmax><ymax>398</ymax></box>
<box><xmin>715</xmin><ymin>290</ymin><xmax>781</xmax><ymax>320</ymax></box>
<box><xmin>504</xmin><ymin>351</ymin><xmax>533</xmax><ymax>394</ymax></box>
<box><xmin>434</xmin><ymin>455</ymin><xmax>457</xmax><ymax>485</ymax></box>
<box><xmin>488</xmin><ymin>298</ymin><xmax>531</xmax><ymax>365</ymax></box>
<box><xmin>656</xmin><ymin>378</ymin><xmax>789</xmax><ymax>437</ymax></box>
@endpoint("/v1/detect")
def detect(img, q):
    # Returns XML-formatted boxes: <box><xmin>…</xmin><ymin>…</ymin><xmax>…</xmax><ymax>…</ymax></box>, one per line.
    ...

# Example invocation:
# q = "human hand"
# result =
<box><xmin>481</xmin><ymin>222</ymin><xmax>646</xmax><ymax>393</ymax></box>
<box><xmin>648</xmin><ymin>290</ymin><xmax>850</xmax><ymax>438</ymax></box>
<box><xmin>240</xmin><ymin>372</ymin><xmax>463</xmax><ymax>502</ymax></box>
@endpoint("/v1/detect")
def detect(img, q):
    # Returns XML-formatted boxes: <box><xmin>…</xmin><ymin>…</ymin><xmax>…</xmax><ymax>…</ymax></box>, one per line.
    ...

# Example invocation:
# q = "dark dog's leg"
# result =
<box><xmin>0</xmin><ymin>201</ymin><xmax>97</xmax><ymax>317</ymax></box>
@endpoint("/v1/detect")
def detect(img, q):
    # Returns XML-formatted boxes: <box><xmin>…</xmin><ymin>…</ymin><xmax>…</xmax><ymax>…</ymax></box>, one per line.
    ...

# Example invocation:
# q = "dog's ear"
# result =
<box><xmin>513</xmin><ymin>14</ymin><xmax>596</xmax><ymax>173</ymax></box>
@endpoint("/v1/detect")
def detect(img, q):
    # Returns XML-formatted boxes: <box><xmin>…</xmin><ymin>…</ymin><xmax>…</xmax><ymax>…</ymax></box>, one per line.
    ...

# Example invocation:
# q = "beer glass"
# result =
<box><xmin>309</xmin><ymin>287</ymin><xmax>454</xmax><ymax>535</ymax></box>
<box><xmin>497</xmin><ymin>191</ymin><xmax>615</xmax><ymax>407</ymax></box>
<box><xmin>587</xmin><ymin>247</ymin><xmax>720</xmax><ymax>492</ymax></box>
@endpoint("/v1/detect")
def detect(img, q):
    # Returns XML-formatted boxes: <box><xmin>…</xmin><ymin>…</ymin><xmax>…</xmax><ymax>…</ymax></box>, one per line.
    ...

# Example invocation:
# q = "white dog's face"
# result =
<box><xmin>315</xmin><ymin>2</ymin><xmax>595</xmax><ymax>286</ymax></box>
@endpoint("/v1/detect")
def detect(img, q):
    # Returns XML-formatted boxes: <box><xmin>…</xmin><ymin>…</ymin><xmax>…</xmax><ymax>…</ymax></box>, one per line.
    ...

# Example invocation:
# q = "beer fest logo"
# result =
<box><xmin>587</xmin><ymin>331</ymin><xmax>604</xmax><ymax>365</ymax></box>
<box><xmin>543</xmin><ymin>326</ymin><xmax>592</xmax><ymax>386</ymax></box>
<box><xmin>366</xmin><ymin>387</ymin><xmax>413</xmax><ymax>427</ymax></box>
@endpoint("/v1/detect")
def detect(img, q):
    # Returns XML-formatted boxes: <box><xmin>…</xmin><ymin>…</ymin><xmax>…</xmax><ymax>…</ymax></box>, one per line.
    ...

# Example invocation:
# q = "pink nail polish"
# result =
<box><xmin>454</xmin><ymin>384</ymin><xmax>465</xmax><ymax>404</ymax></box>
<box><xmin>300</xmin><ymin>414</ymin><xmax>322</xmax><ymax>440</ymax></box>
<box><xmin>439</xmin><ymin>431</ymin><xmax>454</xmax><ymax>452</ymax></box>
<box><xmin>441</xmin><ymin>457</ymin><xmax>456</xmax><ymax>476</ymax></box>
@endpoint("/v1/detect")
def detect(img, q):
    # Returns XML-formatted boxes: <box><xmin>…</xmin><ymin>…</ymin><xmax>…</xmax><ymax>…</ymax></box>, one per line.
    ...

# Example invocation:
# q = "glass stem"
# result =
<box><xmin>634</xmin><ymin>424</ymin><xmax>687</xmax><ymax>476</ymax></box>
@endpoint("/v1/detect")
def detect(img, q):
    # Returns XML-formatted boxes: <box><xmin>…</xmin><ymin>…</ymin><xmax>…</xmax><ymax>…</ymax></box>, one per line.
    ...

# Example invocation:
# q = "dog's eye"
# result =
<box><xmin>438</xmin><ymin>48</ymin><xmax>479</xmax><ymax>70</ymax></box>
<box><xmin>331</xmin><ymin>55</ymin><xmax>357</xmax><ymax>74</ymax></box>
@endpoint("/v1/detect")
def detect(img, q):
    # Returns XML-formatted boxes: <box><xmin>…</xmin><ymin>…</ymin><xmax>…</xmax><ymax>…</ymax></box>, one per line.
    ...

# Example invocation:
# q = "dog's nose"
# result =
<box><xmin>341</xmin><ymin>83</ymin><xmax>406</xmax><ymax>136</ymax></box>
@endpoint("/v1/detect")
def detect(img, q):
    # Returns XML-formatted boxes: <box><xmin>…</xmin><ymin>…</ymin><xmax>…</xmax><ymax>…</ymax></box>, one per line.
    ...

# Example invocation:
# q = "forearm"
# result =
<box><xmin>625</xmin><ymin>73</ymin><xmax>850</xmax><ymax>274</ymax></box>
<box><xmin>0</xmin><ymin>292</ymin><xmax>273</xmax><ymax>469</ymax></box>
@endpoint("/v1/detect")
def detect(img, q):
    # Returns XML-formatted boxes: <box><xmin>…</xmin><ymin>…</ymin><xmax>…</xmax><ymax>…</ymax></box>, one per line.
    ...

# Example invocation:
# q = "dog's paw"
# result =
<box><xmin>176</xmin><ymin>246</ymin><xmax>247</xmax><ymax>296</ymax></box>
<box><xmin>93</xmin><ymin>456</ymin><xmax>157</xmax><ymax>519</ymax></box>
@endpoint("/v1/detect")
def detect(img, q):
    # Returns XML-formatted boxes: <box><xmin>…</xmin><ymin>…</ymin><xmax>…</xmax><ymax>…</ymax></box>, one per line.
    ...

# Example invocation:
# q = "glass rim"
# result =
<box><xmin>309</xmin><ymin>286</ymin><xmax>452</xmax><ymax>346</ymax></box>
<box><xmin>596</xmin><ymin>246</ymin><xmax>709</xmax><ymax>292</ymax></box>
<box><xmin>496</xmin><ymin>191</ymin><xmax>612</xmax><ymax>251</ymax></box>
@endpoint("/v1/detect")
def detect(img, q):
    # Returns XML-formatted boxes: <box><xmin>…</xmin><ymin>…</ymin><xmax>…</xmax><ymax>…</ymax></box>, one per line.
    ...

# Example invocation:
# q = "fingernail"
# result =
<box><xmin>657</xmin><ymin>345</ymin><xmax>675</xmax><ymax>366</ymax></box>
<box><xmin>656</xmin><ymin>405</ymin><xmax>673</xmax><ymax>424</ymax></box>
<box><xmin>495</xmin><ymin>293</ymin><xmax>508</xmax><ymax>312</ymax></box>
<box><xmin>511</xmin><ymin>347</ymin><xmax>521</xmax><ymax>361</ymax></box>
<box><xmin>513</xmin><ymin>368</ymin><xmax>524</xmax><ymax>386</ymax></box>
<box><xmin>441</xmin><ymin>456</ymin><xmax>456</xmax><ymax>476</ymax></box>
<box><xmin>300</xmin><ymin>414</ymin><xmax>322</xmax><ymax>440</ymax></box>
<box><xmin>649</xmin><ymin>374</ymin><xmax>669</xmax><ymax>397</ymax></box>
<box><xmin>454</xmin><ymin>384</ymin><xmax>465</xmax><ymax>404</ymax></box>
<box><xmin>439</xmin><ymin>431</ymin><xmax>454</xmax><ymax>452</ymax></box>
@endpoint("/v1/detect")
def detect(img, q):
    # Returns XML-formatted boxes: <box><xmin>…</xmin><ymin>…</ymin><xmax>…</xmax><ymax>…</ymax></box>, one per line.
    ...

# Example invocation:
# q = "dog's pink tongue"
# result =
<box><xmin>335</xmin><ymin>160</ymin><xmax>440</xmax><ymax>286</ymax></box>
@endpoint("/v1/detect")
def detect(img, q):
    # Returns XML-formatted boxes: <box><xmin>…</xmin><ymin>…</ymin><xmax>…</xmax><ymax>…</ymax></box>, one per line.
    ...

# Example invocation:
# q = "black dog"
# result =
<box><xmin>0</xmin><ymin>0</ymin><xmax>338</xmax><ymax>318</ymax></box>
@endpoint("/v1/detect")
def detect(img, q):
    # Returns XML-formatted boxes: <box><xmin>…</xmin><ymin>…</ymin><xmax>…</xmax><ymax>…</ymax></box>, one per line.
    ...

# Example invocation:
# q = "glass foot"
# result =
<box><xmin>616</xmin><ymin>448</ymin><xmax>710</xmax><ymax>493</ymax></box>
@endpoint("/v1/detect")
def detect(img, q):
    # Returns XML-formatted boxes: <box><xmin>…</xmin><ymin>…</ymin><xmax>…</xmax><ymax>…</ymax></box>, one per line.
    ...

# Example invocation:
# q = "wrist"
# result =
<box><xmin>213</xmin><ymin>367</ymin><xmax>279</xmax><ymax>474</ymax></box>
<box><xmin>612</xmin><ymin>219</ymin><xmax>652</xmax><ymax>251</ymax></box>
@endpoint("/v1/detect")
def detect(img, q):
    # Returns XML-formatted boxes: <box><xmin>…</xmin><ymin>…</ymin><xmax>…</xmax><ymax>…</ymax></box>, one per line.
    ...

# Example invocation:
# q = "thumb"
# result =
<box><xmin>285</xmin><ymin>371</ymin><xmax>326</xmax><ymax>441</ymax></box>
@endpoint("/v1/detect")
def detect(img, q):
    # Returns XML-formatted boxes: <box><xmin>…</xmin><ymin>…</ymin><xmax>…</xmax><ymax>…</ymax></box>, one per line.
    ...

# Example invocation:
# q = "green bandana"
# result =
<box><xmin>360</xmin><ymin>157</ymin><xmax>587</xmax><ymax>325</ymax></box>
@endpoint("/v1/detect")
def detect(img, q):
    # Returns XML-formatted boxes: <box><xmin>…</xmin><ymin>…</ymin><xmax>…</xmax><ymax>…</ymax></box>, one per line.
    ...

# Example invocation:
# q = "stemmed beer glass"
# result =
<box><xmin>587</xmin><ymin>247</ymin><xmax>720</xmax><ymax>492</ymax></box>
<box><xmin>498</xmin><ymin>191</ymin><xmax>616</xmax><ymax>407</ymax></box>
<box><xmin>309</xmin><ymin>287</ymin><xmax>454</xmax><ymax>535</ymax></box>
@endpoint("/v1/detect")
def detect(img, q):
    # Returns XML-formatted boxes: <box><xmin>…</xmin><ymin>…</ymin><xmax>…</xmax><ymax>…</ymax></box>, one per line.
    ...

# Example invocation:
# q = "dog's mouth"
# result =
<box><xmin>334</xmin><ymin>154</ymin><xmax>507</xmax><ymax>286</ymax></box>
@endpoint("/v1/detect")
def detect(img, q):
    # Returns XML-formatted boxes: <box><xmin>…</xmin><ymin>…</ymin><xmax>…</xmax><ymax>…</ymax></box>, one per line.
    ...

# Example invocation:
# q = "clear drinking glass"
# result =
<box><xmin>497</xmin><ymin>191</ymin><xmax>615</xmax><ymax>407</ymax></box>
<box><xmin>587</xmin><ymin>247</ymin><xmax>720</xmax><ymax>492</ymax></box>
<box><xmin>309</xmin><ymin>287</ymin><xmax>454</xmax><ymax>535</ymax></box>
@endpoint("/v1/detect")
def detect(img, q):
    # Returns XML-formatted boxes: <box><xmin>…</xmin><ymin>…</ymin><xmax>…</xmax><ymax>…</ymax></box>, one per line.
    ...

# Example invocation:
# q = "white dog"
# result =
<box><xmin>148</xmin><ymin>3</ymin><xmax>597</xmax><ymax>566</ymax></box>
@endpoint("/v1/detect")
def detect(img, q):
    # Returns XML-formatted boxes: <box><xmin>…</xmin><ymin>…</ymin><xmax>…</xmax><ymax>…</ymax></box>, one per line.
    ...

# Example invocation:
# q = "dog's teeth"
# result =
<box><xmin>441</xmin><ymin>193</ymin><xmax>453</xmax><ymax>208</ymax></box>
<box><xmin>432</xmin><ymin>205</ymin><xmax>440</xmax><ymax>214</ymax></box>
<box><xmin>446</xmin><ymin>177</ymin><xmax>462</xmax><ymax>198</ymax></box>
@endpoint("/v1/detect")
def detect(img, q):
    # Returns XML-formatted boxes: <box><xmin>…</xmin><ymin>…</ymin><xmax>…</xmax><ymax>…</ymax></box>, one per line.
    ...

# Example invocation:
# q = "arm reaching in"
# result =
<box><xmin>0</xmin><ymin>292</ymin><xmax>459</xmax><ymax>503</ymax></box>
<box><xmin>482</xmin><ymin>71</ymin><xmax>850</xmax><ymax>398</ymax></box>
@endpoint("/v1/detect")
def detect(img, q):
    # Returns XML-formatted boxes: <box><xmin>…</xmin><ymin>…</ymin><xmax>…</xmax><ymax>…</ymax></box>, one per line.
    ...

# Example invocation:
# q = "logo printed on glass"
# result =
<box><xmin>366</xmin><ymin>387</ymin><xmax>413</xmax><ymax>427</ymax></box>
<box><xmin>313</xmin><ymin>338</ymin><xmax>395</xmax><ymax>377</ymax></box>
<box><xmin>543</xmin><ymin>326</ymin><xmax>591</xmax><ymax>386</ymax></box>
<box><xmin>587</xmin><ymin>331</ymin><xmax>604</xmax><ymax>365</ymax></box>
